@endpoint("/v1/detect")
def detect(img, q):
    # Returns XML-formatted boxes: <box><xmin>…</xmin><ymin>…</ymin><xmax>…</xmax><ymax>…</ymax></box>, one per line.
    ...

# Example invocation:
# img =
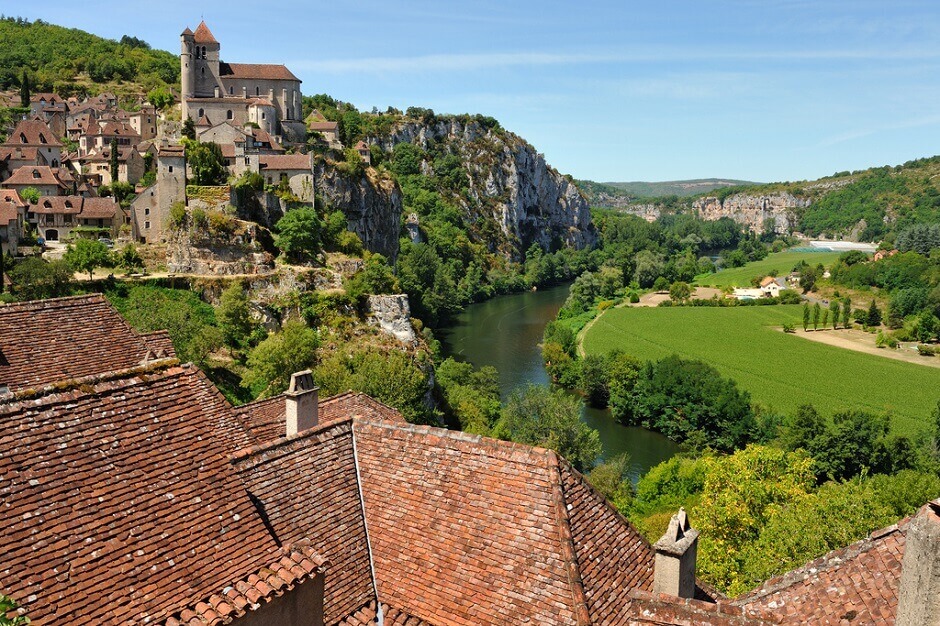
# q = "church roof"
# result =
<box><xmin>192</xmin><ymin>20</ymin><xmax>218</xmax><ymax>44</ymax></box>
<box><xmin>220</xmin><ymin>62</ymin><xmax>300</xmax><ymax>82</ymax></box>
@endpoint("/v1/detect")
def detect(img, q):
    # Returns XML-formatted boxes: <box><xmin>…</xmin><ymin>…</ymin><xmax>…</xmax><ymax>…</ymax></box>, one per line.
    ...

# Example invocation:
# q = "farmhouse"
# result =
<box><xmin>2</xmin><ymin>294</ymin><xmax>939</xmax><ymax>626</ymax></box>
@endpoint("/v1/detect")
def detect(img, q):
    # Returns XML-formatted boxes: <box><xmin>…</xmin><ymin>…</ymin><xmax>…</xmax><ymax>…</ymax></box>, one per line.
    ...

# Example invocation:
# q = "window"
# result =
<box><xmin>145</xmin><ymin>208</ymin><xmax>150</xmax><ymax>216</ymax></box>
<box><xmin>39</xmin><ymin>134</ymin><xmax>47</xmax><ymax>144</ymax></box>
<box><xmin>198</xmin><ymin>108</ymin><xmax>204</xmax><ymax>117</ymax></box>
<box><xmin>229</xmin><ymin>87</ymin><xmax>234</xmax><ymax>95</ymax></box>
<box><xmin>261</xmin><ymin>113</ymin><xmax>265</xmax><ymax>120</ymax></box>
<box><xmin>201</xmin><ymin>67</ymin><xmax>205</xmax><ymax>77</ymax></box>
<box><xmin>226</xmin><ymin>110</ymin><xmax>233</xmax><ymax>120</ymax></box>
<box><xmin>145</xmin><ymin>221</ymin><xmax>150</xmax><ymax>229</ymax></box>
<box><xmin>256</xmin><ymin>87</ymin><xmax>260</xmax><ymax>96</ymax></box>
<box><xmin>168</xmin><ymin>165</ymin><xmax>174</xmax><ymax>173</ymax></box>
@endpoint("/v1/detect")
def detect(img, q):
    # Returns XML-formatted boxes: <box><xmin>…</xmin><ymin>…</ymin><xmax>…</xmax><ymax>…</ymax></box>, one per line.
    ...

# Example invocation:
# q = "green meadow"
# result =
<box><xmin>582</xmin><ymin>305</ymin><xmax>940</xmax><ymax>436</ymax></box>
<box><xmin>696</xmin><ymin>249</ymin><xmax>843</xmax><ymax>288</ymax></box>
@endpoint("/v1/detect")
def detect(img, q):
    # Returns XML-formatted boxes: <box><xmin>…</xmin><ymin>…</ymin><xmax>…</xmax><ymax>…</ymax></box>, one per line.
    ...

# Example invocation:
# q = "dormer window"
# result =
<box><xmin>256</xmin><ymin>87</ymin><xmax>260</xmax><ymax>96</ymax></box>
<box><xmin>32</xmin><ymin>170</ymin><xmax>41</xmax><ymax>179</ymax></box>
<box><xmin>227</xmin><ymin>110</ymin><xmax>233</xmax><ymax>120</ymax></box>
<box><xmin>19</xmin><ymin>133</ymin><xmax>26</xmax><ymax>143</ymax></box>
<box><xmin>39</xmin><ymin>134</ymin><xmax>47</xmax><ymax>144</ymax></box>
<box><xmin>43</xmin><ymin>199</ymin><xmax>51</xmax><ymax>208</ymax></box>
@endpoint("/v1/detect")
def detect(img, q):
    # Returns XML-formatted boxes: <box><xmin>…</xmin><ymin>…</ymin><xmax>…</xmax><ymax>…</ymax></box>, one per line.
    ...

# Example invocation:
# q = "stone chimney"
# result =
<box><xmin>285</xmin><ymin>370</ymin><xmax>318</xmax><ymax>437</ymax></box>
<box><xmin>652</xmin><ymin>507</ymin><xmax>699</xmax><ymax>599</ymax></box>
<box><xmin>896</xmin><ymin>499</ymin><xmax>940</xmax><ymax>626</ymax></box>
<box><xmin>213</xmin><ymin>86</ymin><xmax>220</xmax><ymax>98</ymax></box>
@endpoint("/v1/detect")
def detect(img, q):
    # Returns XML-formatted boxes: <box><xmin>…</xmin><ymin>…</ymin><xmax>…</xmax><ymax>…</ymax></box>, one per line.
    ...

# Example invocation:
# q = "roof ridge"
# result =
<box><xmin>353</xmin><ymin>417</ymin><xmax>558</xmax><ymax>466</ymax></box>
<box><xmin>0</xmin><ymin>292</ymin><xmax>106</xmax><ymax>311</ymax></box>
<box><xmin>0</xmin><ymin>359</ymin><xmax>183</xmax><ymax>408</ymax></box>
<box><xmin>230</xmin><ymin>417</ymin><xmax>356</xmax><ymax>463</ymax></box>
<box><xmin>734</xmin><ymin>517</ymin><xmax>910</xmax><ymax>603</ymax></box>
<box><xmin>548</xmin><ymin>450</ymin><xmax>592</xmax><ymax>626</ymax></box>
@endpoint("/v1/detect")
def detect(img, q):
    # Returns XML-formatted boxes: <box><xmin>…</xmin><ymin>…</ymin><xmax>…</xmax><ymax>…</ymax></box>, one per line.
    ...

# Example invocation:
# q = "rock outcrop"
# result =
<box><xmin>371</xmin><ymin>118</ymin><xmax>596</xmax><ymax>259</ymax></box>
<box><xmin>366</xmin><ymin>294</ymin><xmax>417</xmax><ymax>345</ymax></box>
<box><xmin>166</xmin><ymin>222</ymin><xmax>274</xmax><ymax>275</ymax></box>
<box><xmin>692</xmin><ymin>193</ymin><xmax>810</xmax><ymax>235</ymax></box>
<box><xmin>314</xmin><ymin>163</ymin><xmax>402</xmax><ymax>262</ymax></box>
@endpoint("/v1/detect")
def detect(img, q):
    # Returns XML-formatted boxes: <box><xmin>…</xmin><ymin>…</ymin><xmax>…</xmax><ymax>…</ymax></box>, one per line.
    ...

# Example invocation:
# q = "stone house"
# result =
<box><xmin>306</xmin><ymin>109</ymin><xmax>341</xmax><ymax>148</ymax></box>
<box><xmin>126</xmin><ymin>103</ymin><xmax>158</xmax><ymax>141</ymax></box>
<box><xmin>131</xmin><ymin>143</ymin><xmax>186</xmax><ymax>243</ymax></box>
<box><xmin>0</xmin><ymin>146</ymin><xmax>56</xmax><ymax>182</ymax></box>
<box><xmin>27</xmin><ymin>195</ymin><xmax>122</xmax><ymax>242</ymax></box>
<box><xmin>79</xmin><ymin>145</ymin><xmax>146</xmax><ymax>186</ymax></box>
<box><xmin>258</xmin><ymin>153</ymin><xmax>314</xmax><ymax>201</ymax></box>
<box><xmin>1</xmin><ymin>165</ymin><xmax>73</xmax><ymax>196</ymax></box>
<box><xmin>79</xmin><ymin>118</ymin><xmax>140</xmax><ymax>156</ymax></box>
<box><xmin>28</xmin><ymin>92</ymin><xmax>66</xmax><ymax>117</ymax></box>
<box><xmin>2</xmin><ymin>118</ymin><xmax>63</xmax><ymax>168</ymax></box>
<box><xmin>355</xmin><ymin>140</ymin><xmax>371</xmax><ymax>164</ymax></box>
<box><xmin>180</xmin><ymin>21</ymin><xmax>306</xmax><ymax>141</ymax></box>
<box><xmin>0</xmin><ymin>190</ymin><xmax>24</xmax><ymax>255</ymax></box>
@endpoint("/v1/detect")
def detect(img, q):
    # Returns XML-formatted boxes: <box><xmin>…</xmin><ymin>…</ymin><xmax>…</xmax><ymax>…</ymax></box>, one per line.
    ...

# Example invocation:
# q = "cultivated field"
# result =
<box><xmin>582</xmin><ymin>305</ymin><xmax>940</xmax><ymax>435</ymax></box>
<box><xmin>696</xmin><ymin>249</ymin><xmax>843</xmax><ymax>288</ymax></box>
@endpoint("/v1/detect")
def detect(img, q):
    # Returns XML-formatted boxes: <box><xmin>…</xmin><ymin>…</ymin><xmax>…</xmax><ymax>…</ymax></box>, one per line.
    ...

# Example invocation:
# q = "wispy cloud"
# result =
<box><xmin>291</xmin><ymin>46</ymin><xmax>940</xmax><ymax>75</ymax></box>
<box><xmin>817</xmin><ymin>114</ymin><xmax>940</xmax><ymax>148</ymax></box>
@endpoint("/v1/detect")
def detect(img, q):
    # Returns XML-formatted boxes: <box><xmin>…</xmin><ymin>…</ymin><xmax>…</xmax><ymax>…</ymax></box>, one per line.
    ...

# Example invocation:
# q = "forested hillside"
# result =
<box><xmin>0</xmin><ymin>16</ymin><xmax>178</xmax><ymax>96</ymax></box>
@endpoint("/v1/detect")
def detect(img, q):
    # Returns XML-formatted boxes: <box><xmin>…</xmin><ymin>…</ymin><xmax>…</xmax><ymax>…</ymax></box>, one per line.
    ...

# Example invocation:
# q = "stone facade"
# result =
<box><xmin>131</xmin><ymin>144</ymin><xmax>186</xmax><ymax>243</ymax></box>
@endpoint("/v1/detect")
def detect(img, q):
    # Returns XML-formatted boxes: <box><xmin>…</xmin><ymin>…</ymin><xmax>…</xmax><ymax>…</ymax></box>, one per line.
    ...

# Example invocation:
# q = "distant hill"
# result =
<box><xmin>604</xmin><ymin>178</ymin><xmax>759</xmax><ymax>199</ymax></box>
<box><xmin>0</xmin><ymin>16</ymin><xmax>178</xmax><ymax>98</ymax></box>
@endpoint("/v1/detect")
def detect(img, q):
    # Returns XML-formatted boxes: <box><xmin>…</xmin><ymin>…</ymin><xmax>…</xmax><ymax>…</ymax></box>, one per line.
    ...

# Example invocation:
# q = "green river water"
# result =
<box><xmin>438</xmin><ymin>283</ymin><xmax>679</xmax><ymax>481</ymax></box>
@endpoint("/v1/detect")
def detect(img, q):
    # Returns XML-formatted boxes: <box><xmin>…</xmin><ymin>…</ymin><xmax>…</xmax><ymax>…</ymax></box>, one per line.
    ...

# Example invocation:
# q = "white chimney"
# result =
<box><xmin>896</xmin><ymin>499</ymin><xmax>940</xmax><ymax>626</ymax></box>
<box><xmin>285</xmin><ymin>370</ymin><xmax>318</xmax><ymax>437</ymax></box>
<box><xmin>652</xmin><ymin>507</ymin><xmax>699</xmax><ymax>599</ymax></box>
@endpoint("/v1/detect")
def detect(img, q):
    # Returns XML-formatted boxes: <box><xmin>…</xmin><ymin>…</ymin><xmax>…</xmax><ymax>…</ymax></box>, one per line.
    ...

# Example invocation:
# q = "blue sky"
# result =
<box><xmin>16</xmin><ymin>1</ymin><xmax>940</xmax><ymax>182</ymax></box>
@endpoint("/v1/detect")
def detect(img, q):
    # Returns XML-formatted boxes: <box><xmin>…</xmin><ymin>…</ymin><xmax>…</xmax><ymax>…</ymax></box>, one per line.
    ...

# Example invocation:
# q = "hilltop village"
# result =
<box><xmin>1</xmin><ymin>19</ymin><xmax>940</xmax><ymax>626</ymax></box>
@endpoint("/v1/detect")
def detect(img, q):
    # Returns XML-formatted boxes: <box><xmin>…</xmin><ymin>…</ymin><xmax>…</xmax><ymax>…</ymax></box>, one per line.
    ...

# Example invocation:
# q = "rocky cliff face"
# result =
<box><xmin>366</xmin><ymin>294</ymin><xmax>418</xmax><ymax>346</ymax></box>
<box><xmin>314</xmin><ymin>163</ymin><xmax>402</xmax><ymax>262</ymax></box>
<box><xmin>372</xmin><ymin>118</ymin><xmax>596</xmax><ymax>259</ymax></box>
<box><xmin>692</xmin><ymin>193</ymin><xmax>810</xmax><ymax>235</ymax></box>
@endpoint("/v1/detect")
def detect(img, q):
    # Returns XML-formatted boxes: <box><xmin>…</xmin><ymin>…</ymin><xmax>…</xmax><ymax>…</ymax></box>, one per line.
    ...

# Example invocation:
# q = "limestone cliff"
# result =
<box><xmin>371</xmin><ymin>117</ymin><xmax>596</xmax><ymax>259</ymax></box>
<box><xmin>314</xmin><ymin>163</ymin><xmax>403</xmax><ymax>262</ymax></box>
<box><xmin>691</xmin><ymin>193</ymin><xmax>811</xmax><ymax>235</ymax></box>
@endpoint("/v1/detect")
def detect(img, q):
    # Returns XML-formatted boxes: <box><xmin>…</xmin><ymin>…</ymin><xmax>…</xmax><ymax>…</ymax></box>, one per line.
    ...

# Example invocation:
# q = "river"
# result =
<box><xmin>439</xmin><ymin>283</ymin><xmax>679</xmax><ymax>481</ymax></box>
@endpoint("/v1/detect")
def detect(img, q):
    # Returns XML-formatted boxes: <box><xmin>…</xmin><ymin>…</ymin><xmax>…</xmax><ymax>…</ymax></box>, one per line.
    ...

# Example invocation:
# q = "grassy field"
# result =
<box><xmin>582</xmin><ymin>305</ymin><xmax>940</xmax><ymax>436</ymax></box>
<box><xmin>696</xmin><ymin>249</ymin><xmax>843</xmax><ymax>288</ymax></box>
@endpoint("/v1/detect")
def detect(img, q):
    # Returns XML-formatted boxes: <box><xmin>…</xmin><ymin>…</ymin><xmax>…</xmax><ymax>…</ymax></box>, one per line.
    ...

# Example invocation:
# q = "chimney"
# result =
<box><xmin>896</xmin><ymin>499</ymin><xmax>940</xmax><ymax>626</ymax></box>
<box><xmin>652</xmin><ymin>508</ymin><xmax>699</xmax><ymax>599</ymax></box>
<box><xmin>213</xmin><ymin>86</ymin><xmax>220</xmax><ymax>98</ymax></box>
<box><xmin>285</xmin><ymin>370</ymin><xmax>318</xmax><ymax>437</ymax></box>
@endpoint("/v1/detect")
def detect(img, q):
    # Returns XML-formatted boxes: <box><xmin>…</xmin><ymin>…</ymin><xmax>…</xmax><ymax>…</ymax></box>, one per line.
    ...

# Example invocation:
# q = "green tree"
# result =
<box><xmin>109</xmin><ymin>137</ymin><xmax>119</xmax><ymax>183</ymax></box>
<box><xmin>435</xmin><ymin>357</ymin><xmax>501</xmax><ymax>434</ymax></box>
<box><xmin>696</xmin><ymin>445</ymin><xmax>815</xmax><ymax>595</ymax></box>
<box><xmin>867</xmin><ymin>300</ymin><xmax>882</xmax><ymax>327</ymax></box>
<box><xmin>147</xmin><ymin>85</ymin><xmax>174</xmax><ymax>109</ymax></box>
<box><xmin>829</xmin><ymin>300</ymin><xmax>840</xmax><ymax>330</ymax></box>
<box><xmin>580</xmin><ymin>354</ymin><xmax>611</xmax><ymax>407</ymax></box>
<box><xmin>0</xmin><ymin>593</ymin><xmax>30</xmax><ymax>626</ymax></box>
<box><xmin>217</xmin><ymin>283</ymin><xmax>255</xmax><ymax>351</ymax></box>
<box><xmin>117</xmin><ymin>244</ymin><xmax>144</xmax><ymax>272</ymax></box>
<box><xmin>802</xmin><ymin>302</ymin><xmax>810</xmax><ymax>331</ymax></box>
<box><xmin>669</xmin><ymin>281</ymin><xmax>692</xmax><ymax>304</ymax></box>
<box><xmin>242</xmin><ymin>321</ymin><xmax>319</xmax><ymax>397</ymax></box>
<box><xmin>842</xmin><ymin>296</ymin><xmax>852</xmax><ymax>328</ymax></box>
<box><xmin>19</xmin><ymin>187</ymin><xmax>40</xmax><ymax>205</ymax></box>
<box><xmin>19</xmin><ymin>69</ymin><xmax>29</xmax><ymax>108</ymax></box>
<box><xmin>274</xmin><ymin>207</ymin><xmax>323</xmax><ymax>262</ymax></box>
<box><xmin>186</xmin><ymin>141</ymin><xmax>227</xmax><ymax>186</ymax></box>
<box><xmin>181</xmin><ymin>117</ymin><xmax>196</xmax><ymax>140</ymax></box>
<box><xmin>496</xmin><ymin>384</ymin><xmax>601</xmax><ymax>471</ymax></box>
<box><xmin>587</xmin><ymin>453</ymin><xmax>634</xmax><ymax>514</ymax></box>
<box><xmin>64</xmin><ymin>238</ymin><xmax>111</xmax><ymax>279</ymax></box>
<box><xmin>812</xmin><ymin>302</ymin><xmax>821</xmax><ymax>330</ymax></box>
<box><xmin>821</xmin><ymin>309</ymin><xmax>829</xmax><ymax>329</ymax></box>
<box><xmin>10</xmin><ymin>258</ymin><xmax>72</xmax><ymax>300</ymax></box>
<box><xmin>345</xmin><ymin>253</ymin><xmax>400</xmax><ymax>300</ymax></box>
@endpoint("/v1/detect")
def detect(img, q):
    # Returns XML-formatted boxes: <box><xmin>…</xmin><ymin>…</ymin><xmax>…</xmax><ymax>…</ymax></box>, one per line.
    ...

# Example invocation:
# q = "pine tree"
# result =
<box><xmin>812</xmin><ymin>302</ymin><xmax>821</xmax><ymax>330</ymax></box>
<box><xmin>109</xmin><ymin>138</ymin><xmax>119</xmax><ymax>184</ymax></box>
<box><xmin>822</xmin><ymin>309</ymin><xmax>829</xmax><ymax>329</ymax></box>
<box><xmin>830</xmin><ymin>301</ymin><xmax>840</xmax><ymax>329</ymax></box>
<box><xmin>842</xmin><ymin>297</ymin><xmax>852</xmax><ymax>328</ymax></box>
<box><xmin>802</xmin><ymin>302</ymin><xmax>810</xmax><ymax>331</ymax></box>
<box><xmin>19</xmin><ymin>70</ymin><xmax>30</xmax><ymax>108</ymax></box>
<box><xmin>867</xmin><ymin>300</ymin><xmax>882</xmax><ymax>327</ymax></box>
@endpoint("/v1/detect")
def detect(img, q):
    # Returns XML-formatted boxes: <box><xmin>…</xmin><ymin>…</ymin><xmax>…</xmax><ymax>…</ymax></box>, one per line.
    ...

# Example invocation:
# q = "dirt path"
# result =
<box><xmin>784</xmin><ymin>327</ymin><xmax>940</xmax><ymax>369</ymax></box>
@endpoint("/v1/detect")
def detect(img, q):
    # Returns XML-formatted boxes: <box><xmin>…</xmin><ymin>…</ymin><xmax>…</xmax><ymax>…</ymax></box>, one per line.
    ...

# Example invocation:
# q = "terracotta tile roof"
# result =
<box><xmin>220</xmin><ymin>62</ymin><xmax>300</xmax><ymax>82</ymax></box>
<box><xmin>161</xmin><ymin>545</ymin><xmax>327</xmax><ymax>626</ymax></box>
<box><xmin>0</xmin><ymin>190</ymin><xmax>26</xmax><ymax>220</ymax></box>
<box><xmin>234</xmin><ymin>390</ymin><xmax>405</xmax><ymax>444</ymax></box>
<box><xmin>231</xmin><ymin>419</ymin><xmax>377</xmax><ymax>625</ymax></box>
<box><xmin>32</xmin><ymin>196</ymin><xmax>82</xmax><ymax>214</ymax></box>
<box><xmin>78</xmin><ymin>196</ymin><xmax>120</xmax><ymax>219</ymax></box>
<box><xmin>339</xmin><ymin>601</ymin><xmax>435</xmax><ymax>626</ymax></box>
<box><xmin>31</xmin><ymin>92</ymin><xmax>63</xmax><ymax>105</ymax></box>
<box><xmin>306</xmin><ymin>110</ymin><xmax>328</xmax><ymax>123</ymax></box>
<box><xmin>2</xmin><ymin>118</ymin><xmax>61</xmax><ymax>147</ymax></box>
<box><xmin>733</xmin><ymin>521</ymin><xmax>909</xmax><ymax>625</ymax></box>
<box><xmin>0</xmin><ymin>146</ymin><xmax>45</xmax><ymax>163</ymax></box>
<box><xmin>352</xmin><ymin>420</ymin><xmax>658</xmax><ymax>626</ymax></box>
<box><xmin>193</xmin><ymin>21</ymin><xmax>218</xmax><ymax>44</ymax></box>
<box><xmin>1</xmin><ymin>165</ymin><xmax>70</xmax><ymax>189</ymax></box>
<box><xmin>96</xmin><ymin>120</ymin><xmax>140</xmax><ymax>138</ymax></box>
<box><xmin>310</xmin><ymin>121</ymin><xmax>340</xmax><ymax>132</ymax></box>
<box><xmin>259</xmin><ymin>154</ymin><xmax>310</xmax><ymax>171</ymax></box>
<box><xmin>0</xmin><ymin>364</ymin><xmax>284</xmax><ymax>624</ymax></box>
<box><xmin>248</xmin><ymin>97</ymin><xmax>275</xmax><ymax>107</ymax></box>
<box><xmin>80</xmin><ymin>146</ymin><xmax>138</xmax><ymax>162</ymax></box>
<box><xmin>0</xmin><ymin>294</ymin><xmax>167</xmax><ymax>393</ymax></box>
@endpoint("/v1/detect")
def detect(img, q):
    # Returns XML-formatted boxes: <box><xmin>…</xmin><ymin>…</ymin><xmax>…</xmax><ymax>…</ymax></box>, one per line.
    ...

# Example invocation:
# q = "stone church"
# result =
<box><xmin>180</xmin><ymin>21</ymin><xmax>306</xmax><ymax>142</ymax></box>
